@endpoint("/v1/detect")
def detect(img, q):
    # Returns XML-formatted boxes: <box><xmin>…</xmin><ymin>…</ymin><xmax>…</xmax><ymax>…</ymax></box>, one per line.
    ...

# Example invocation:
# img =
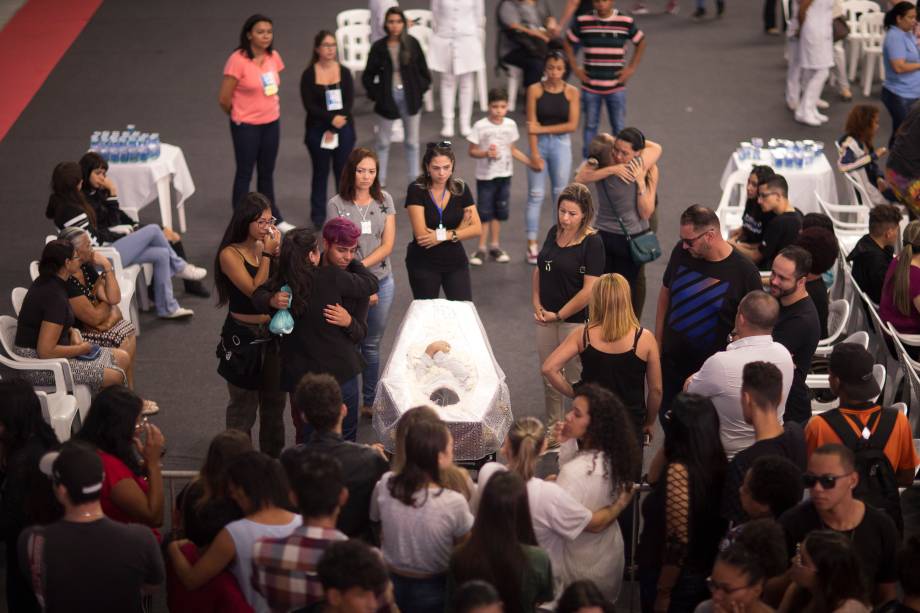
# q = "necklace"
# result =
<box><xmin>544</xmin><ymin>229</ymin><xmax>579</xmax><ymax>272</ymax></box>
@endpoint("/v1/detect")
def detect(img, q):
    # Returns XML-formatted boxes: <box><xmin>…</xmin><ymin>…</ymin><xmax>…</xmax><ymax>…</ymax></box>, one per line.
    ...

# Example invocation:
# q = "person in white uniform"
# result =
<box><xmin>429</xmin><ymin>0</ymin><xmax>486</xmax><ymax>137</ymax></box>
<box><xmin>795</xmin><ymin>0</ymin><xmax>835</xmax><ymax>126</ymax></box>
<box><xmin>370</xmin><ymin>0</ymin><xmax>399</xmax><ymax>42</ymax></box>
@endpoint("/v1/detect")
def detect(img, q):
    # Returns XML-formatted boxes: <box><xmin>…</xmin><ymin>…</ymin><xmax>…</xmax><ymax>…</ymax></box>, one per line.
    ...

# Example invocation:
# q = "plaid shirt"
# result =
<box><xmin>251</xmin><ymin>525</ymin><xmax>347</xmax><ymax>612</ymax></box>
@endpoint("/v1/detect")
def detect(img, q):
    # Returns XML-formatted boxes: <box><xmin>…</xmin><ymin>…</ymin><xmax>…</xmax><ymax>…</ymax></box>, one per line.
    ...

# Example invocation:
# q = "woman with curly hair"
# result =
<box><xmin>837</xmin><ymin>105</ymin><xmax>897</xmax><ymax>205</ymax></box>
<box><xmin>551</xmin><ymin>383</ymin><xmax>642</xmax><ymax>602</ymax></box>
<box><xmin>779</xmin><ymin>530</ymin><xmax>870</xmax><ymax>613</ymax></box>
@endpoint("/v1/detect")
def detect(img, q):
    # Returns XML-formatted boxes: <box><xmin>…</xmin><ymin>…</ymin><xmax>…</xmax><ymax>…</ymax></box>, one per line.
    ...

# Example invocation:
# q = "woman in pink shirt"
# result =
<box><xmin>219</xmin><ymin>15</ymin><xmax>291</xmax><ymax>231</ymax></box>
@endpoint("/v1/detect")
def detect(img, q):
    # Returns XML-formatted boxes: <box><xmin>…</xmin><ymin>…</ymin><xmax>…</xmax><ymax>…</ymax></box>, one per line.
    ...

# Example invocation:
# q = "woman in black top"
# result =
<box><xmin>13</xmin><ymin>240</ymin><xmax>129</xmax><ymax>393</ymax></box>
<box><xmin>0</xmin><ymin>379</ymin><xmax>61</xmax><ymax>613</ymax></box>
<box><xmin>405</xmin><ymin>142</ymin><xmax>482</xmax><ymax>301</ymax></box>
<box><xmin>727</xmin><ymin>165</ymin><xmax>776</xmax><ymax>252</ymax></box>
<box><xmin>214</xmin><ymin>193</ymin><xmax>286</xmax><ymax>457</ymax></box>
<box><xmin>532</xmin><ymin>182</ymin><xmax>603</xmax><ymax>430</ymax></box>
<box><xmin>301</xmin><ymin>30</ymin><xmax>357</xmax><ymax>229</ymax></box>
<box><xmin>362</xmin><ymin>7</ymin><xmax>431</xmax><ymax>188</ymax></box>
<box><xmin>251</xmin><ymin>228</ymin><xmax>377</xmax><ymax>444</ymax></box>
<box><xmin>638</xmin><ymin>393</ymin><xmax>728</xmax><ymax>613</ymax></box>
<box><xmin>79</xmin><ymin>152</ymin><xmax>210</xmax><ymax>297</ymax></box>
<box><xmin>542</xmin><ymin>272</ymin><xmax>662</xmax><ymax>441</ymax></box>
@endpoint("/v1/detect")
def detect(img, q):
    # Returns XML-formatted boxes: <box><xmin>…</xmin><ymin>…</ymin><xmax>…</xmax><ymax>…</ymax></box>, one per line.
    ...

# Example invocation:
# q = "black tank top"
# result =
<box><xmin>579</xmin><ymin>325</ymin><xmax>647</xmax><ymax>432</ymax></box>
<box><xmin>536</xmin><ymin>85</ymin><xmax>569</xmax><ymax>126</ymax></box>
<box><xmin>225</xmin><ymin>247</ymin><xmax>261</xmax><ymax>315</ymax></box>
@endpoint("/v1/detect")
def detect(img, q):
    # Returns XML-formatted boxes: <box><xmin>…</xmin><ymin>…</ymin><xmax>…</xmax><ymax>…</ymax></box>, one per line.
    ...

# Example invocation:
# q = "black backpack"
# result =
<box><xmin>820</xmin><ymin>408</ymin><xmax>903</xmax><ymax>532</ymax></box>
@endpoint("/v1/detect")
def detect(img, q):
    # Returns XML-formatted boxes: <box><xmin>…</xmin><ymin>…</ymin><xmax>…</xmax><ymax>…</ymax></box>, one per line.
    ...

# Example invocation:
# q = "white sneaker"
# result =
<box><xmin>814</xmin><ymin>111</ymin><xmax>829</xmax><ymax>122</ymax></box>
<box><xmin>441</xmin><ymin>121</ymin><xmax>455</xmax><ymax>138</ymax></box>
<box><xmin>160</xmin><ymin>306</ymin><xmax>194</xmax><ymax>319</ymax></box>
<box><xmin>177</xmin><ymin>263</ymin><xmax>207</xmax><ymax>281</ymax></box>
<box><xmin>276</xmin><ymin>221</ymin><xmax>296</xmax><ymax>234</ymax></box>
<box><xmin>816</xmin><ymin>98</ymin><xmax>830</xmax><ymax>109</ymax></box>
<box><xmin>460</xmin><ymin>124</ymin><xmax>473</xmax><ymax>137</ymax></box>
<box><xmin>794</xmin><ymin>112</ymin><xmax>822</xmax><ymax>127</ymax></box>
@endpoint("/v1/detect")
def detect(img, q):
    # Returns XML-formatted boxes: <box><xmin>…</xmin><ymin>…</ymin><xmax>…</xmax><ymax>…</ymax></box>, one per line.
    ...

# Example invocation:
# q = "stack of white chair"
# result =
<box><xmin>716</xmin><ymin>168</ymin><xmax>751</xmax><ymax>238</ymax></box>
<box><xmin>408</xmin><ymin>24</ymin><xmax>436</xmax><ymax>112</ymax></box>
<box><xmin>816</xmin><ymin>191</ymin><xmax>870</xmax><ymax>254</ymax></box>
<box><xmin>336</xmin><ymin>24</ymin><xmax>372</xmax><ymax>83</ymax></box>
<box><xmin>844</xmin><ymin>0</ymin><xmax>882</xmax><ymax>82</ymax></box>
<box><xmin>858</xmin><ymin>12</ymin><xmax>887</xmax><ymax>96</ymax></box>
<box><xmin>337</xmin><ymin>8</ymin><xmax>371</xmax><ymax>29</ymax></box>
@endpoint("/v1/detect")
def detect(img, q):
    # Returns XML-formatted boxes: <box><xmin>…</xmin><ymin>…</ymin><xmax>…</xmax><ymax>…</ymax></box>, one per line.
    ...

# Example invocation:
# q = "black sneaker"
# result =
<box><xmin>692</xmin><ymin>7</ymin><xmax>705</xmax><ymax>19</ymax></box>
<box><xmin>469</xmin><ymin>250</ymin><xmax>486</xmax><ymax>266</ymax></box>
<box><xmin>489</xmin><ymin>247</ymin><xmax>511</xmax><ymax>263</ymax></box>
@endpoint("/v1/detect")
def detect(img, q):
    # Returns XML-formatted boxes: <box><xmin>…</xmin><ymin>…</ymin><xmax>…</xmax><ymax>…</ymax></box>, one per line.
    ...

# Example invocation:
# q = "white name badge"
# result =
<box><xmin>325</xmin><ymin>88</ymin><xmax>343</xmax><ymax>111</ymax></box>
<box><xmin>261</xmin><ymin>72</ymin><xmax>278</xmax><ymax>96</ymax></box>
<box><xmin>361</xmin><ymin>221</ymin><xmax>373</xmax><ymax>235</ymax></box>
<box><xmin>435</xmin><ymin>227</ymin><xmax>447</xmax><ymax>241</ymax></box>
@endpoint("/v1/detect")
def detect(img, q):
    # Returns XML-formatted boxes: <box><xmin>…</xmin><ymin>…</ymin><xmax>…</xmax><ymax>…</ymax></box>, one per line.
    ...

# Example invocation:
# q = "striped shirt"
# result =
<box><xmin>567</xmin><ymin>10</ymin><xmax>644</xmax><ymax>94</ymax></box>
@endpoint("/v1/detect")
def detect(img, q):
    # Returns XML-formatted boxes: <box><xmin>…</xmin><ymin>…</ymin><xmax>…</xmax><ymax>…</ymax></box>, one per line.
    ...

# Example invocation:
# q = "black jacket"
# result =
<box><xmin>362</xmin><ymin>36</ymin><xmax>431</xmax><ymax>120</ymax></box>
<box><xmin>847</xmin><ymin>233</ymin><xmax>894</xmax><ymax>305</ymax></box>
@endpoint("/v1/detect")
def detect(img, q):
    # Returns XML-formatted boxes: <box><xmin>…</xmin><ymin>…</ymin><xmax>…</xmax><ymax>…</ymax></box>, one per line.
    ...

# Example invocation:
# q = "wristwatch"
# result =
<box><xmin>450</xmin><ymin>230</ymin><xmax>459</xmax><ymax>243</ymax></box>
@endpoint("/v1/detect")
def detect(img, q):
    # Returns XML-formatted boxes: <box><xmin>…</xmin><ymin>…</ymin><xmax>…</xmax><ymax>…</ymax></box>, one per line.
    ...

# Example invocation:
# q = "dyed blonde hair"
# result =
<box><xmin>588</xmin><ymin>273</ymin><xmax>640</xmax><ymax>342</ymax></box>
<box><xmin>557</xmin><ymin>182</ymin><xmax>597</xmax><ymax>239</ymax></box>
<box><xmin>895</xmin><ymin>221</ymin><xmax>920</xmax><ymax>316</ymax></box>
<box><xmin>506</xmin><ymin>417</ymin><xmax>546</xmax><ymax>482</ymax></box>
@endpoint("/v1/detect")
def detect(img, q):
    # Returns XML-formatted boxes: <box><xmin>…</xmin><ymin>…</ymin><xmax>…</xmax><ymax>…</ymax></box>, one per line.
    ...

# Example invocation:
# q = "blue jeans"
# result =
<box><xmin>526</xmin><ymin>133</ymin><xmax>572</xmax><ymax>241</ymax></box>
<box><xmin>390</xmin><ymin>574</ymin><xmax>446</xmax><ymax>613</ymax></box>
<box><xmin>582</xmin><ymin>89</ymin><xmax>627</xmax><ymax>158</ymax></box>
<box><xmin>376</xmin><ymin>87</ymin><xmax>420</xmax><ymax>187</ymax></box>
<box><xmin>881</xmin><ymin>87</ymin><xmax>919</xmax><ymax>147</ymax></box>
<box><xmin>112</xmin><ymin>225</ymin><xmax>185</xmax><ymax>316</ymax></box>
<box><xmin>307</xmin><ymin>123</ymin><xmax>357</xmax><ymax>229</ymax></box>
<box><xmin>361</xmin><ymin>275</ymin><xmax>395</xmax><ymax>406</ymax></box>
<box><xmin>229</xmin><ymin>119</ymin><xmax>283</xmax><ymax>220</ymax></box>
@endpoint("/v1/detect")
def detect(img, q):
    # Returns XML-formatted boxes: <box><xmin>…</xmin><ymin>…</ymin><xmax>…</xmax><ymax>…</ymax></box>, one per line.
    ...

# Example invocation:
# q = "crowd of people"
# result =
<box><xmin>4</xmin><ymin>1</ymin><xmax>920</xmax><ymax>613</ymax></box>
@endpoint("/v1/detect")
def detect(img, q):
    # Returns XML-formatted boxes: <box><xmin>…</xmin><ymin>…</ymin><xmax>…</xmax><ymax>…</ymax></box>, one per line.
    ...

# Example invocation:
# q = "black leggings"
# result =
<box><xmin>406</xmin><ymin>262</ymin><xmax>472</xmax><ymax>301</ymax></box>
<box><xmin>502</xmin><ymin>49</ymin><xmax>545</xmax><ymax>88</ymax></box>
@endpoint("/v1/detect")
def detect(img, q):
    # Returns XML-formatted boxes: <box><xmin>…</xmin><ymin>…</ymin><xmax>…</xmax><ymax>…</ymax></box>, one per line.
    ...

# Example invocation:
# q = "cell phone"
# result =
<box><xmin>76</xmin><ymin>344</ymin><xmax>102</xmax><ymax>361</ymax></box>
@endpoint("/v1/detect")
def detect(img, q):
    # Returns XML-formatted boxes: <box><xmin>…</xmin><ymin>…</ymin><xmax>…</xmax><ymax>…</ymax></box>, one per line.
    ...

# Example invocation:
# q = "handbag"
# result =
<box><xmin>833</xmin><ymin>16</ymin><xmax>850</xmax><ymax>42</ymax></box>
<box><xmin>616</xmin><ymin>216</ymin><xmax>662</xmax><ymax>264</ymax></box>
<box><xmin>216</xmin><ymin>319</ymin><xmax>267</xmax><ymax>389</ymax></box>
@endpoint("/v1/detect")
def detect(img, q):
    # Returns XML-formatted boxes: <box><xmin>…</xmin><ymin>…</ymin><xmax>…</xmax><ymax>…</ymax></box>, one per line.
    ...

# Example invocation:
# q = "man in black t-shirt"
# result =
<box><xmin>656</xmin><ymin>205</ymin><xmax>762</xmax><ymax>416</ymax></box>
<box><xmin>19</xmin><ymin>441</ymin><xmax>164</xmax><ymax>613</ymax></box>
<box><xmin>847</xmin><ymin>203</ymin><xmax>901</xmax><ymax>304</ymax></box>
<box><xmin>778</xmin><ymin>444</ymin><xmax>899</xmax><ymax>607</ymax></box>
<box><xmin>733</xmin><ymin>175</ymin><xmax>803</xmax><ymax>271</ymax></box>
<box><xmin>769</xmin><ymin>246</ymin><xmax>820</xmax><ymax>424</ymax></box>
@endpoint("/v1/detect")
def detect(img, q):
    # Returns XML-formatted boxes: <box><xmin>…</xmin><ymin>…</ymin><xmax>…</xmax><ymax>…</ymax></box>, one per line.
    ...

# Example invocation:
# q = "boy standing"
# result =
<box><xmin>467</xmin><ymin>88</ymin><xmax>534</xmax><ymax>265</ymax></box>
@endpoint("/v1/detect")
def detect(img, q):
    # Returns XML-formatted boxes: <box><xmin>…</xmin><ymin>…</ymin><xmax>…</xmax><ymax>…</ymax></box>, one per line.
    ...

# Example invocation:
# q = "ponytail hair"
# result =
<box><xmin>885</xmin><ymin>1</ymin><xmax>915</xmax><ymax>29</ymax></box>
<box><xmin>895</xmin><ymin>221</ymin><xmax>920</xmax><ymax>316</ymax></box>
<box><xmin>506</xmin><ymin>417</ymin><xmax>545</xmax><ymax>482</ymax></box>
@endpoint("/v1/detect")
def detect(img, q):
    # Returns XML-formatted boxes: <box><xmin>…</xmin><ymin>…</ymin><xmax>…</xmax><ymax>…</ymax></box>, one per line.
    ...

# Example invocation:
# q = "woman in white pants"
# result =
<box><xmin>429</xmin><ymin>0</ymin><xmax>485</xmax><ymax>138</ymax></box>
<box><xmin>795</xmin><ymin>0</ymin><xmax>834</xmax><ymax>126</ymax></box>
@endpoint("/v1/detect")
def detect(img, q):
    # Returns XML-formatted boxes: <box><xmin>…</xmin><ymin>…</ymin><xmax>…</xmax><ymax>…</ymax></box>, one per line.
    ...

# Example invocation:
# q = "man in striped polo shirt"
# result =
<box><xmin>563</xmin><ymin>0</ymin><xmax>646</xmax><ymax>157</ymax></box>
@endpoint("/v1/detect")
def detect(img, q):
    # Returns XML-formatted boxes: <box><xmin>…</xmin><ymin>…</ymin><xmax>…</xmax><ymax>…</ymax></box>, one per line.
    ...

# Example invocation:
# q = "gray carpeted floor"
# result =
<box><xmin>0</xmin><ymin>0</ymin><xmax>880</xmax><ymax>473</ymax></box>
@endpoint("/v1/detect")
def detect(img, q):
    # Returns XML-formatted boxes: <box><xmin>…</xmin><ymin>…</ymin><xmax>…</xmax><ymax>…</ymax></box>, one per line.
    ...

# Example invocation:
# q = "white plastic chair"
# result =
<box><xmin>504</xmin><ymin>65</ymin><xmax>524</xmax><ymax>112</ymax></box>
<box><xmin>11</xmin><ymin>287</ymin><xmax>26</xmax><ymax>316</ymax></box>
<box><xmin>404</xmin><ymin>8</ymin><xmax>433</xmax><ymax>29</ymax></box>
<box><xmin>475</xmin><ymin>27</ymin><xmax>489</xmax><ymax>112</ymax></box>
<box><xmin>336</xmin><ymin>24</ymin><xmax>372</xmax><ymax>81</ymax></box>
<box><xmin>816</xmin><ymin>192</ymin><xmax>870</xmax><ymax>245</ymax></box>
<box><xmin>888</xmin><ymin>327</ymin><xmax>920</xmax><ymax>433</ymax></box>
<box><xmin>336</xmin><ymin>8</ymin><xmax>371</xmax><ymax>29</ymax></box>
<box><xmin>34</xmin><ymin>390</ymin><xmax>79</xmax><ymax>442</ymax></box>
<box><xmin>814</xmin><ymin>330</ymin><xmax>869</xmax><ymax>359</ymax></box>
<box><xmin>716</xmin><ymin>168</ymin><xmax>750</xmax><ymax>237</ymax></box>
<box><xmin>844</xmin><ymin>0</ymin><xmax>882</xmax><ymax>81</ymax></box>
<box><xmin>819</xmin><ymin>299</ymin><xmax>851</xmax><ymax>347</ymax></box>
<box><xmin>408</xmin><ymin>25</ymin><xmax>436</xmax><ymax>112</ymax></box>
<box><xmin>858</xmin><ymin>12</ymin><xmax>886</xmax><ymax>96</ymax></box>
<box><xmin>0</xmin><ymin>315</ymin><xmax>92</xmax><ymax>422</ymax></box>
<box><xmin>809</xmin><ymin>363</ymin><xmax>886</xmax><ymax>414</ymax></box>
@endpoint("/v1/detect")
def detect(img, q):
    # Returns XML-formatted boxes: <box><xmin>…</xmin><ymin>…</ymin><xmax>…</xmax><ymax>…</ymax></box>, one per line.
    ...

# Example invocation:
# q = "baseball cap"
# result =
<box><xmin>39</xmin><ymin>441</ymin><xmax>104</xmax><ymax>501</ymax></box>
<box><xmin>829</xmin><ymin>343</ymin><xmax>880</xmax><ymax>401</ymax></box>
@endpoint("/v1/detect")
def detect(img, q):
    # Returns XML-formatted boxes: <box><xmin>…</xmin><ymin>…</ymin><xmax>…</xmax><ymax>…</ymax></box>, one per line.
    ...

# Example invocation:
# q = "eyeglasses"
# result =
<box><xmin>757</xmin><ymin>191</ymin><xmax>780</xmax><ymax>200</ymax></box>
<box><xmin>256</xmin><ymin>217</ymin><xmax>278</xmax><ymax>227</ymax></box>
<box><xmin>802</xmin><ymin>472</ymin><xmax>853</xmax><ymax>489</ymax></box>
<box><xmin>706</xmin><ymin>576</ymin><xmax>753</xmax><ymax>594</ymax></box>
<box><xmin>681</xmin><ymin>229</ymin><xmax>712</xmax><ymax>247</ymax></box>
<box><xmin>426</xmin><ymin>140</ymin><xmax>452</xmax><ymax>150</ymax></box>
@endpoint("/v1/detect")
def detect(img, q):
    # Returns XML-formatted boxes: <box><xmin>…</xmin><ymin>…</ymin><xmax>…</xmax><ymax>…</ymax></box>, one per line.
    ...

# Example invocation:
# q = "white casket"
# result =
<box><xmin>372</xmin><ymin>299</ymin><xmax>513</xmax><ymax>462</ymax></box>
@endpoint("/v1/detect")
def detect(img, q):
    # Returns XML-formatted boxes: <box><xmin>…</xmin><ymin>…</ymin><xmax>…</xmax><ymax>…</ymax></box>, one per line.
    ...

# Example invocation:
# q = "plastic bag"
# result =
<box><xmin>269</xmin><ymin>284</ymin><xmax>295</xmax><ymax>335</ymax></box>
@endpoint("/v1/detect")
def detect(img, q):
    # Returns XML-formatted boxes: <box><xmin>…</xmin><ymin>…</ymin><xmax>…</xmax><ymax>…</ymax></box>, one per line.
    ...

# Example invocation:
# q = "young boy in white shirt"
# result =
<box><xmin>467</xmin><ymin>88</ymin><xmax>535</xmax><ymax>265</ymax></box>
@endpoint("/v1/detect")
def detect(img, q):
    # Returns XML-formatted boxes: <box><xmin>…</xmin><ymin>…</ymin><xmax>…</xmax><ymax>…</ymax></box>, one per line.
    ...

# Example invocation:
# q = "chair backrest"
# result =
<box><xmin>816</xmin><ymin>190</ymin><xmax>871</xmax><ymax>231</ymax></box>
<box><xmin>0</xmin><ymin>315</ymin><xmax>19</xmax><ymax>358</ymax></box>
<box><xmin>842</xmin><ymin>330</ymin><xmax>871</xmax><ymax>350</ymax></box>
<box><xmin>336</xmin><ymin>8</ymin><xmax>371</xmax><ymax>29</ymax></box>
<box><xmin>842</xmin><ymin>169</ymin><xmax>878</xmax><ymax>207</ymax></box>
<box><xmin>823</xmin><ymin>299</ymin><xmax>851</xmax><ymax>345</ymax></box>
<box><xmin>404</xmin><ymin>8</ymin><xmax>434</xmax><ymax>30</ymax></box>
<box><xmin>11</xmin><ymin>287</ymin><xmax>27</xmax><ymax>317</ymax></box>
<box><xmin>336</xmin><ymin>25</ymin><xmax>372</xmax><ymax>73</ymax></box>
<box><xmin>29</xmin><ymin>261</ymin><xmax>39</xmax><ymax>281</ymax></box>
<box><xmin>871</xmin><ymin>363</ymin><xmax>886</xmax><ymax>402</ymax></box>
<box><xmin>858</xmin><ymin>11</ymin><xmax>886</xmax><ymax>44</ymax></box>
<box><xmin>844</xmin><ymin>0</ymin><xmax>881</xmax><ymax>29</ymax></box>
<box><xmin>408</xmin><ymin>24</ymin><xmax>432</xmax><ymax>54</ymax></box>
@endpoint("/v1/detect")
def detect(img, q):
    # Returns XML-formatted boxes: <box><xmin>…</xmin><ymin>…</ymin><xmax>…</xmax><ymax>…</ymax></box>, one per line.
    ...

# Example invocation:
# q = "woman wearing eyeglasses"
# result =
<box><xmin>405</xmin><ymin>142</ymin><xmax>481</xmax><ymax>301</ymax></box>
<box><xmin>779</xmin><ymin>531</ymin><xmax>870</xmax><ymax>613</ymax></box>
<box><xmin>214</xmin><ymin>193</ymin><xmax>286</xmax><ymax>458</ymax></box>
<box><xmin>302</xmin><ymin>30</ymin><xmax>357</xmax><ymax>229</ymax></box>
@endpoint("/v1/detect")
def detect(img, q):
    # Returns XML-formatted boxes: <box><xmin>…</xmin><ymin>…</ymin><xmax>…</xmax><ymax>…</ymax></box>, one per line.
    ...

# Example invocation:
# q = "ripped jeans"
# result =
<box><xmin>525</xmin><ymin>133</ymin><xmax>572</xmax><ymax>241</ymax></box>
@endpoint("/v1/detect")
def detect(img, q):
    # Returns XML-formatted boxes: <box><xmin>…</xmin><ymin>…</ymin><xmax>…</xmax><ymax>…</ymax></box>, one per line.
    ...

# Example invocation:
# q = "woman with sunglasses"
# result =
<box><xmin>779</xmin><ymin>530</ymin><xmax>870</xmax><ymax>613</ymax></box>
<box><xmin>302</xmin><ymin>30</ymin><xmax>357</xmax><ymax>229</ymax></box>
<box><xmin>405</xmin><ymin>142</ymin><xmax>481</xmax><ymax>301</ymax></box>
<box><xmin>214</xmin><ymin>192</ymin><xmax>286</xmax><ymax>458</ymax></box>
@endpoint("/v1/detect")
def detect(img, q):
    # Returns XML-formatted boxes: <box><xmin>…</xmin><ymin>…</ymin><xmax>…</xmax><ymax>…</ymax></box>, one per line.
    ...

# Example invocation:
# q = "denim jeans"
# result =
<box><xmin>295</xmin><ymin>375</ymin><xmax>359</xmax><ymax>443</ymax></box>
<box><xmin>307</xmin><ymin>122</ymin><xmax>357</xmax><ymax>229</ymax></box>
<box><xmin>526</xmin><ymin>133</ymin><xmax>572</xmax><ymax>241</ymax></box>
<box><xmin>361</xmin><ymin>275</ymin><xmax>395</xmax><ymax>406</ymax></box>
<box><xmin>376</xmin><ymin>87</ymin><xmax>420</xmax><ymax>187</ymax></box>
<box><xmin>229</xmin><ymin>119</ymin><xmax>282</xmax><ymax>220</ymax></box>
<box><xmin>881</xmin><ymin>87</ymin><xmax>919</xmax><ymax>147</ymax></box>
<box><xmin>390</xmin><ymin>574</ymin><xmax>446</xmax><ymax>613</ymax></box>
<box><xmin>112</xmin><ymin>225</ymin><xmax>185</xmax><ymax>316</ymax></box>
<box><xmin>582</xmin><ymin>89</ymin><xmax>627</xmax><ymax>158</ymax></box>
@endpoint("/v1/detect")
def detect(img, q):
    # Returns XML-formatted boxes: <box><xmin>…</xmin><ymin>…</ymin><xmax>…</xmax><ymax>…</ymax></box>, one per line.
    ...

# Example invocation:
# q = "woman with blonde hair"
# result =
<box><xmin>542</xmin><ymin>272</ymin><xmax>661</xmax><ymax>443</ymax></box>
<box><xmin>880</xmin><ymin>220</ymin><xmax>920</xmax><ymax>357</ymax></box>
<box><xmin>532</xmin><ymin>183</ymin><xmax>605</xmax><ymax>435</ymax></box>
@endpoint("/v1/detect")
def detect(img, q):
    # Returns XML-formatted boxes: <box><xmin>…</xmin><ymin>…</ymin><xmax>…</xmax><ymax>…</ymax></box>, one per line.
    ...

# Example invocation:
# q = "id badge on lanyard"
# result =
<box><xmin>325</xmin><ymin>87</ymin><xmax>343</xmax><ymax>111</ymax></box>
<box><xmin>431</xmin><ymin>188</ymin><xmax>448</xmax><ymax>241</ymax></box>
<box><xmin>261</xmin><ymin>71</ymin><xmax>278</xmax><ymax>96</ymax></box>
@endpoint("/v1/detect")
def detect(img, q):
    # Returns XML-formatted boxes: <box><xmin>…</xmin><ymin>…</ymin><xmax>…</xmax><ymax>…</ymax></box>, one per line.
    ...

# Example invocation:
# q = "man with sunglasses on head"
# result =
<box><xmin>655</xmin><ymin>205</ymin><xmax>761</xmax><ymax>420</ymax></box>
<box><xmin>732</xmin><ymin>175</ymin><xmax>803</xmax><ymax>271</ymax></box>
<box><xmin>776</xmin><ymin>444</ymin><xmax>899</xmax><ymax>608</ymax></box>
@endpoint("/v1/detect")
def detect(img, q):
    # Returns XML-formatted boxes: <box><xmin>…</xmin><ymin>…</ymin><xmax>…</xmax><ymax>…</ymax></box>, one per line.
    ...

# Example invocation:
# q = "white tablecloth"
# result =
<box><xmin>719</xmin><ymin>150</ymin><xmax>838</xmax><ymax>215</ymax></box>
<box><xmin>106</xmin><ymin>143</ymin><xmax>195</xmax><ymax>231</ymax></box>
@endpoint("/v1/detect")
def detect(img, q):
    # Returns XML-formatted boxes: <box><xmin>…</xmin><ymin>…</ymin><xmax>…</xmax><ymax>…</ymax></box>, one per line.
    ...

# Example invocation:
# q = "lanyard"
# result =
<box><xmin>429</xmin><ymin>188</ymin><xmax>448</xmax><ymax>229</ymax></box>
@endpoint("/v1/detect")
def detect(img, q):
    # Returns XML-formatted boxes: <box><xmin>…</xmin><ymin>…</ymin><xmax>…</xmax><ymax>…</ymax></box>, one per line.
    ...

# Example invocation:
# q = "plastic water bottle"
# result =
<box><xmin>90</xmin><ymin>132</ymin><xmax>100</xmax><ymax>152</ymax></box>
<box><xmin>126</xmin><ymin>124</ymin><xmax>136</xmax><ymax>137</ymax></box>
<box><xmin>150</xmin><ymin>133</ymin><xmax>161</xmax><ymax>160</ymax></box>
<box><xmin>138</xmin><ymin>134</ymin><xmax>149</xmax><ymax>162</ymax></box>
<box><xmin>117</xmin><ymin>135</ymin><xmax>128</xmax><ymax>163</ymax></box>
<box><xmin>129</xmin><ymin>134</ymin><xmax>140</xmax><ymax>162</ymax></box>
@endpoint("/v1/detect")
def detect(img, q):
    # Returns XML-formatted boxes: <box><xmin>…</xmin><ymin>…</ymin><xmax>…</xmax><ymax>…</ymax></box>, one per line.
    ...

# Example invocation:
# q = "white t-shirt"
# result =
<box><xmin>475</xmin><ymin>461</ymin><xmax>592</xmax><ymax>592</ymax></box>
<box><xmin>225</xmin><ymin>514</ymin><xmax>303</xmax><ymax>613</ymax></box>
<box><xmin>370</xmin><ymin>471</ymin><xmax>473</xmax><ymax>575</ymax></box>
<box><xmin>466</xmin><ymin>117</ymin><xmax>520</xmax><ymax>181</ymax></box>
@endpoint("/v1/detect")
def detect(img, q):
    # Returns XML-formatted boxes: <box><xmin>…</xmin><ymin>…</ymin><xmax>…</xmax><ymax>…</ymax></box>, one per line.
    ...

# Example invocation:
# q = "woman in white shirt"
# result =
<box><xmin>552</xmin><ymin>382</ymin><xmax>641</xmax><ymax>602</ymax></box>
<box><xmin>371</xmin><ymin>417</ymin><xmax>473</xmax><ymax>613</ymax></box>
<box><xmin>429</xmin><ymin>0</ymin><xmax>486</xmax><ymax>137</ymax></box>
